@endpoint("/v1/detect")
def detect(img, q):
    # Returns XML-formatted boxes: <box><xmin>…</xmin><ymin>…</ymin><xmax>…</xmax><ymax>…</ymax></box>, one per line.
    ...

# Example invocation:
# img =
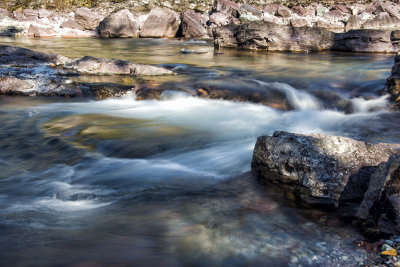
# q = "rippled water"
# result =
<box><xmin>0</xmin><ymin>37</ymin><xmax>398</xmax><ymax>266</ymax></box>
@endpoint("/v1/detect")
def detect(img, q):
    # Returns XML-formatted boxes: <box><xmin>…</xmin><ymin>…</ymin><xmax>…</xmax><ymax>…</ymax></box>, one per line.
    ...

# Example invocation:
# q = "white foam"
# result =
<box><xmin>351</xmin><ymin>94</ymin><xmax>390</xmax><ymax>113</ymax></box>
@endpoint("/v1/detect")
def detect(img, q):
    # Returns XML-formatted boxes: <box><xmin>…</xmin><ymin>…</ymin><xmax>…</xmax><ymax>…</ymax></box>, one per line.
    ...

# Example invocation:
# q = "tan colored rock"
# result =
<box><xmin>60</xmin><ymin>19</ymin><xmax>85</xmax><ymax>31</ymax></box>
<box><xmin>181</xmin><ymin>10</ymin><xmax>208</xmax><ymax>38</ymax></box>
<box><xmin>139</xmin><ymin>7</ymin><xmax>180</xmax><ymax>38</ymax></box>
<box><xmin>277</xmin><ymin>6</ymin><xmax>291</xmax><ymax>18</ymax></box>
<box><xmin>290</xmin><ymin>18</ymin><xmax>310</xmax><ymax>28</ymax></box>
<box><xmin>362</xmin><ymin>12</ymin><xmax>400</xmax><ymax>30</ymax></box>
<box><xmin>74</xmin><ymin>7</ymin><xmax>102</xmax><ymax>30</ymax></box>
<box><xmin>98</xmin><ymin>9</ymin><xmax>139</xmax><ymax>38</ymax></box>
<box><xmin>28</xmin><ymin>25</ymin><xmax>56</xmax><ymax>37</ymax></box>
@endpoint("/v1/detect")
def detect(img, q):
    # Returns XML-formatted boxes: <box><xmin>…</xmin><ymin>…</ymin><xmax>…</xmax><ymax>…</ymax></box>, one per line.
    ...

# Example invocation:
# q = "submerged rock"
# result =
<box><xmin>65</xmin><ymin>56</ymin><xmax>173</xmax><ymax>76</ymax></box>
<box><xmin>0</xmin><ymin>45</ymin><xmax>68</xmax><ymax>65</ymax></box>
<box><xmin>98</xmin><ymin>9</ymin><xmax>139</xmax><ymax>38</ymax></box>
<box><xmin>139</xmin><ymin>7</ymin><xmax>180</xmax><ymax>38</ymax></box>
<box><xmin>251</xmin><ymin>131</ymin><xmax>400</xmax><ymax>206</ymax></box>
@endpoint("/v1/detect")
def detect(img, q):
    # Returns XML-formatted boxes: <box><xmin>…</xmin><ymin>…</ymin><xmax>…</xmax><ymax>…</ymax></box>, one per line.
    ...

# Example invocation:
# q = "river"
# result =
<box><xmin>0</xmin><ymin>37</ymin><xmax>398</xmax><ymax>266</ymax></box>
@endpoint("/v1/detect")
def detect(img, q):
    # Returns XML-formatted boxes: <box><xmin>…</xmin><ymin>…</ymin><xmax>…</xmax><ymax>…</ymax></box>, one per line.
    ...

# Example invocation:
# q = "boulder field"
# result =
<box><xmin>1</xmin><ymin>0</ymin><xmax>400</xmax><ymax>53</ymax></box>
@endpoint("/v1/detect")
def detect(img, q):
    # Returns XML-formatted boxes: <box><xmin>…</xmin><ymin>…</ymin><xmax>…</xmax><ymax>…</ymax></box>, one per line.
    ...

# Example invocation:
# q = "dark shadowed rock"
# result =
<box><xmin>213</xmin><ymin>24</ymin><xmax>237</xmax><ymax>48</ymax></box>
<box><xmin>60</xmin><ymin>19</ymin><xmax>85</xmax><ymax>31</ymax></box>
<box><xmin>212</xmin><ymin>0</ymin><xmax>239</xmax><ymax>17</ymax></box>
<box><xmin>251</xmin><ymin>131</ymin><xmax>400</xmax><ymax>206</ymax></box>
<box><xmin>333</xmin><ymin>29</ymin><xmax>396</xmax><ymax>53</ymax></box>
<box><xmin>362</xmin><ymin>12</ymin><xmax>400</xmax><ymax>30</ymax></box>
<box><xmin>387</xmin><ymin>53</ymin><xmax>400</xmax><ymax>107</ymax></box>
<box><xmin>65</xmin><ymin>56</ymin><xmax>173</xmax><ymax>76</ymax></box>
<box><xmin>0</xmin><ymin>45</ymin><xmax>68</xmax><ymax>65</ymax></box>
<box><xmin>139</xmin><ymin>7</ymin><xmax>180</xmax><ymax>38</ymax></box>
<box><xmin>28</xmin><ymin>25</ymin><xmax>56</xmax><ymax>37</ymax></box>
<box><xmin>181</xmin><ymin>10</ymin><xmax>208</xmax><ymax>38</ymax></box>
<box><xmin>99</xmin><ymin>9</ymin><xmax>139</xmax><ymax>38</ymax></box>
<box><xmin>74</xmin><ymin>7</ymin><xmax>102</xmax><ymax>30</ymax></box>
<box><xmin>357</xmin><ymin>154</ymin><xmax>400</xmax><ymax>236</ymax></box>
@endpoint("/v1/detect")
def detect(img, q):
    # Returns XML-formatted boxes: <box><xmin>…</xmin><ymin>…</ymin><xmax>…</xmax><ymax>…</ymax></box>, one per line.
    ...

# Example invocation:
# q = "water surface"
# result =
<box><xmin>0</xmin><ymin>37</ymin><xmax>398</xmax><ymax>266</ymax></box>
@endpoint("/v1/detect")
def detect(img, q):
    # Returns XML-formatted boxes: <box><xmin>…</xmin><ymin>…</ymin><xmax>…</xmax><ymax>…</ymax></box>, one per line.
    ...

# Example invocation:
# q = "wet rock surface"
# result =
<box><xmin>251</xmin><ymin>131</ymin><xmax>400</xmax><ymax>207</ymax></box>
<box><xmin>388</xmin><ymin>53</ymin><xmax>400</xmax><ymax>108</ymax></box>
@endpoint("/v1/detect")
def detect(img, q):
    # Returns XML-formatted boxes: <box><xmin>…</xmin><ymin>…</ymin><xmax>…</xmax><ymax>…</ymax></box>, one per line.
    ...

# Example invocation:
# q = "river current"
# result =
<box><xmin>0</xmin><ymin>37</ymin><xmax>399</xmax><ymax>266</ymax></box>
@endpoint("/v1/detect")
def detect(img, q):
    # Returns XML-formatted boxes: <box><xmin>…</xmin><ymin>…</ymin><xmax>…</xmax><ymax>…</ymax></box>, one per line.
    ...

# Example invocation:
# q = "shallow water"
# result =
<box><xmin>0</xmin><ymin>38</ymin><xmax>398</xmax><ymax>266</ymax></box>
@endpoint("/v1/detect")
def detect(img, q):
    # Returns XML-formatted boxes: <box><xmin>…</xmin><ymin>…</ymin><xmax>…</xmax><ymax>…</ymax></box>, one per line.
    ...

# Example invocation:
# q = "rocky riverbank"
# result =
<box><xmin>0</xmin><ymin>44</ymin><xmax>173</xmax><ymax>98</ymax></box>
<box><xmin>1</xmin><ymin>0</ymin><xmax>400</xmax><ymax>52</ymax></box>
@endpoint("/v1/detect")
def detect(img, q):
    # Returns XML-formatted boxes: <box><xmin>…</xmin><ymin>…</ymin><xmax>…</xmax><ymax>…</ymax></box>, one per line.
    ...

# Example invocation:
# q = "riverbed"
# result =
<box><xmin>0</xmin><ymin>37</ymin><xmax>398</xmax><ymax>266</ymax></box>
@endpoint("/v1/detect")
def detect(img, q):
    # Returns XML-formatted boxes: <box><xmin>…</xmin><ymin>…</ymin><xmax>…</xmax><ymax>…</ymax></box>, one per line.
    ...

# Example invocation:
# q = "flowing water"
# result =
<box><xmin>0</xmin><ymin>37</ymin><xmax>399</xmax><ymax>266</ymax></box>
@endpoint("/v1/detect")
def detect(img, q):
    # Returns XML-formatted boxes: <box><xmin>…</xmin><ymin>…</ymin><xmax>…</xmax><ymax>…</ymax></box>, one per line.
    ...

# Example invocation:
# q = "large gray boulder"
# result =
<box><xmin>234</xmin><ymin>22</ymin><xmax>334</xmax><ymax>51</ymax></box>
<box><xmin>139</xmin><ymin>7</ymin><xmax>180</xmax><ymax>38</ymax></box>
<box><xmin>333</xmin><ymin>29</ymin><xmax>398</xmax><ymax>53</ymax></box>
<box><xmin>180</xmin><ymin>10</ymin><xmax>208</xmax><ymax>38</ymax></box>
<box><xmin>251</xmin><ymin>131</ymin><xmax>400</xmax><ymax>206</ymax></box>
<box><xmin>99</xmin><ymin>9</ymin><xmax>139</xmax><ymax>38</ymax></box>
<box><xmin>65</xmin><ymin>56</ymin><xmax>173</xmax><ymax>76</ymax></box>
<box><xmin>362</xmin><ymin>12</ymin><xmax>400</xmax><ymax>30</ymax></box>
<box><xmin>28</xmin><ymin>25</ymin><xmax>56</xmax><ymax>37</ymax></box>
<box><xmin>74</xmin><ymin>7</ymin><xmax>102</xmax><ymax>30</ymax></box>
<box><xmin>357</xmin><ymin>154</ymin><xmax>400</xmax><ymax>235</ymax></box>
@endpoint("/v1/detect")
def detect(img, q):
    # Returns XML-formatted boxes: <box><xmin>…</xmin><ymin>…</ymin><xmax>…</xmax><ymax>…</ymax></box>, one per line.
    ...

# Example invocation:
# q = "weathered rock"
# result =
<box><xmin>209</xmin><ymin>12</ymin><xmax>239</xmax><ymax>27</ymax></box>
<box><xmin>213</xmin><ymin>24</ymin><xmax>237</xmax><ymax>48</ymax></box>
<box><xmin>263</xmin><ymin>3</ymin><xmax>279</xmax><ymax>15</ymax></box>
<box><xmin>180</xmin><ymin>10</ymin><xmax>208</xmax><ymax>38</ymax></box>
<box><xmin>315</xmin><ymin>20</ymin><xmax>345</xmax><ymax>32</ymax></box>
<box><xmin>28</xmin><ymin>25</ymin><xmax>56</xmax><ymax>37</ymax></box>
<box><xmin>139</xmin><ymin>7</ymin><xmax>180</xmax><ymax>38</ymax></box>
<box><xmin>23</xmin><ymin>9</ymin><xmax>39</xmax><ymax>20</ymax></box>
<box><xmin>99</xmin><ymin>9</ymin><xmax>138</xmax><ymax>38</ymax></box>
<box><xmin>12</xmin><ymin>10</ymin><xmax>27</xmax><ymax>21</ymax></box>
<box><xmin>0</xmin><ymin>77</ymin><xmax>34</xmax><ymax>95</ymax></box>
<box><xmin>180</xmin><ymin>48</ymin><xmax>207</xmax><ymax>54</ymax></box>
<box><xmin>60</xmin><ymin>19</ymin><xmax>85</xmax><ymax>31</ymax></box>
<box><xmin>0</xmin><ymin>8</ymin><xmax>11</xmax><ymax>18</ymax></box>
<box><xmin>290</xmin><ymin>19</ymin><xmax>310</xmax><ymax>28</ymax></box>
<box><xmin>357</xmin><ymin>154</ymin><xmax>400</xmax><ymax>235</ymax></box>
<box><xmin>238</xmin><ymin>4</ymin><xmax>263</xmax><ymax>22</ymax></box>
<box><xmin>316</xmin><ymin>5</ymin><xmax>329</xmax><ymax>17</ymax></box>
<box><xmin>387</xmin><ymin>53</ymin><xmax>400</xmax><ymax>107</ymax></box>
<box><xmin>74</xmin><ymin>7</ymin><xmax>102</xmax><ymax>30</ymax></box>
<box><xmin>251</xmin><ymin>131</ymin><xmax>400</xmax><ymax>206</ymax></box>
<box><xmin>333</xmin><ymin>29</ymin><xmax>396</xmax><ymax>53</ymax></box>
<box><xmin>277</xmin><ymin>6</ymin><xmax>291</xmax><ymax>18</ymax></box>
<box><xmin>234</xmin><ymin>22</ymin><xmax>334</xmax><ymax>52</ymax></box>
<box><xmin>65</xmin><ymin>56</ymin><xmax>173</xmax><ymax>76</ymax></box>
<box><xmin>38</xmin><ymin>9</ymin><xmax>52</xmax><ymax>19</ymax></box>
<box><xmin>334</xmin><ymin>4</ymin><xmax>351</xmax><ymax>15</ymax></box>
<box><xmin>362</xmin><ymin>12</ymin><xmax>400</xmax><ymax>30</ymax></box>
<box><xmin>212</xmin><ymin>0</ymin><xmax>239</xmax><ymax>17</ymax></box>
<box><xmin>0</xmin><ymin>45</ymin><xmax>68</xmax><ymax>65</ymax></box>
<box><xmin>345</xmin><ymin>15</ymin><xmax>364</xmax><ymax>32</ymax></box>
<box><xmin>373</xmin><ymin>2</ymin><xmax>400</xmax><ymax>19</ymax></box>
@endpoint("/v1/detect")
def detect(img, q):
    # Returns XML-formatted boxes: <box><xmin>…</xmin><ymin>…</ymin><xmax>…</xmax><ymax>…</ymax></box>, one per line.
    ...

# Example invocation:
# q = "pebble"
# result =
<box><xmin>382</xmin><ymin>244</ymin><xmax>395</xmax><ymax>251</ymax></box>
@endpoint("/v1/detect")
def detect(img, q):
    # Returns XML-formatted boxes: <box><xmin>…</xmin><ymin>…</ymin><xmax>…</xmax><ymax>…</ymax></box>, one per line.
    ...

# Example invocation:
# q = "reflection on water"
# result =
<box><xmin>0</xmin><ymin>38</ymin><xmax>397</xmax><ymax>266</ymax></box>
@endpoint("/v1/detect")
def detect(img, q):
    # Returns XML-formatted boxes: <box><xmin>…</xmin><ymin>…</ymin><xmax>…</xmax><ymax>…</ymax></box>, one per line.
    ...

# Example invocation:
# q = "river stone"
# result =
<box><xmin>28</xmin><ymin>25</ymin><xmax>56</xmax><ymax>37</ymax></box>
<box><xmin>139</xmin><ymin>7</ymin><xmax>180</xmax><ymax>38</ymax></box>
<box><xmin>213</xmin><ymin>24</ymin><xmax>237</xmax><ymax>48</ymax></box>
<box><xmin>65</xmin><ymin>56</ymin><xmax>173</xmax><ymax>76</ymax></box>
<box><xmin>333</xmin><ymin>29</ymin><xmax>396</xmax><ymax>53</ymax></box>
<box><xmin>387</xmin><ymin>54</ymin><xmax>400</xmax><ymax>107</ymax></box>
<box><xmin>60</xmin><ymin>19</ymin><xmax>85</xmax><ymax>31</ymax></box>
<box><xmin>277</xmin><ymin>6</ymin><xmax>291</xmax><ymax>18</ymax></box>
<box><xmin>362</xmin><ymin>12</ymin><xmax>400</xmax><ymax>30</ymax></box>
<box><xmin>0</xmin><ymin>45</ymin><xmax>68</xmax><ymax>65</ymax></box>
<box><xmin>0</xmin><ymin>77</ymin><xmax>34</xmax><ymax>95</ymax></box>
<box><xmin>234</xmin><ymin>22</ymin><xmax>334</xmax><ymax>51</ymax></box>
<box><xmin>99</xmin><ymin>9</ymin><xmax>138</xmax><ymax>38</ymax></box>
<box><xmin>212</xmin><ymin>0</ymin><xmax>239</xmax><ymax>17</ymax></box>
<box><xmin>251</xmin><ymin>131</ymin><xmax>400</xmax><ymax>206</ymax></box>
<box><xmin>181</xmin><ymin>10</ymin><xmax>208</xmax><ymax>38</ymax></box>
<box><xmin>74</xmin><ymin>7</ymin><xmax>102</xmax><ymax>30</ymax></box>
<box><xmin>357</xmin><ymin>154</ymin><xmax>400</xmax><ymax>235</ymax></box>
